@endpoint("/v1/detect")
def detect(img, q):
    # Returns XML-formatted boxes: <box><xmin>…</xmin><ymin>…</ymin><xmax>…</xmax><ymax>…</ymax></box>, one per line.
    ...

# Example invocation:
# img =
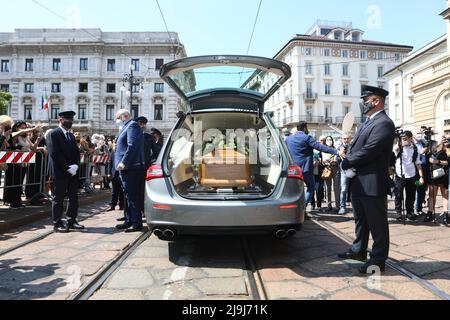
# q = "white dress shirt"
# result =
<box><xmin>394</xmin><ymin>145</ymin><xmax>421</xmax><ymax>178</ymax></box>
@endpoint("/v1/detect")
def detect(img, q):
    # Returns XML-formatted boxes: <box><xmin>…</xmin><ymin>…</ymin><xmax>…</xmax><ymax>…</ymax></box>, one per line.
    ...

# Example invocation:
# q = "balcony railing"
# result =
<box><xmin>303</xmin><ymin>92</ymin><xmax>318</xmax><ymax>101</ymax></box>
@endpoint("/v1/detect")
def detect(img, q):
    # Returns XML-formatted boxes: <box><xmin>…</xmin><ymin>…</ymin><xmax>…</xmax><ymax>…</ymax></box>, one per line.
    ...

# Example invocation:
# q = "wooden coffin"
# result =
<box><xmin>199</xmin><ymin>149</ymin><xmax>252</xmax><ymax>188</ymax></box>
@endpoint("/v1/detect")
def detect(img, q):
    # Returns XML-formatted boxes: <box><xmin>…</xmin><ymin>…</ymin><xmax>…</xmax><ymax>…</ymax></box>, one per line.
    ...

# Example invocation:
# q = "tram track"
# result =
<box><xmin>311</xmin><ymin>215</ymin><xmax>450</xmax><ymax>300</ymax></box>
<box><xmin>241</xmin><ymin>236</ymin><xmax>268</xmax><ymax>300</ymax></box>
<box><xmin>69</xmin><ymin>229</ymin><xmax>152</xmax><ymax>300</ymax></box>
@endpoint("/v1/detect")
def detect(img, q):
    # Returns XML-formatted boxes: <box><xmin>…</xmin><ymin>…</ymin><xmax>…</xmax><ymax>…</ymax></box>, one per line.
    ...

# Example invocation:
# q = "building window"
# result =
<box><xmin>25</xmin><ymin>59</ymin><xmax>34</xmax><ymax>71</ymax></box>
<box><xmin>155</xmin><ymin>59</ymin><xmax>164</xmax><ymax>70</ymax></box>
<box><xmin>325</xmin><ymin>104</ymin><xmax>332</xmax><ymax>120</ymax></box>
<box><xmin>360</xmin><ymin>64</ymin><xmax>368</xmax><ymax>78</ymax></box>
<box><xmin>107</xmin><ymin>59</ymin><xmax>116</xmax><ymax>72</ymax></box>
<box><xmin>306</xmin><ymin>82</ymin><xmax>313</xmax><ymax>97</ymax></box>
<box><xmin>343</xmin><ymin>105</ymin><xmax>350</xmax><ymax>115</ymax></box>
<box><xmin>342</xmin><ymin>50</ymin><xmax>349</xmax><ymax>58</ymax></box>
<box><xmin>445</xmin><ymin>94</ymin><xmax>450</xmax><ymax>112</ymax></box>
<box><xmin>131</xmin><ymin>84</ymin><xmax>140</xmax><ymax>93</ymax></box>
<box><xmin>1</xmin><ymin>60</ymin><xmax>10</xmax><ymax>72</ymax></box>
<box><xmin>51</xmin><ymin>83</ymin><xmax>61</xmax><ymax>93</ymax></box>
<box><xmin>325</xmin><ymin>83</ymin><xmax>331</xmax><ymax>95</ymax></box>
<box><xmin>377</xmin><ymin>51</ymin><xmax>384</xmax><ymax>60</ymax></box>
<box><xmin>324</xmin><ymin>64</ymin><xmax>331</xmax><ymax>76</ymax></box>
<box><xmin>304</xmin><ymin>48</ymin><xmax>312</xmax><ymax>56</ymax></box>
<box><xmin>305</xmin><ymin>62</ymin><xmax>312</xmax><ymax>75</ymax></box>
<box><xmin>78</xmin><ymin>104</ymin><xmax>87</xmax><ymax>120</ymax></box>
<box><xmin>324</xmin><ymin>48</ymin><xmax>331</xmax><ymax>57</ymax></box>
<box><xmin>79</xmin><ymin>83</ymin><xmax>88</xmax><ymax>93</ymax></box>
<box><xmin>306</xmin><ymin>105</ymin><xmax>313</xmax><ymax>122</ymax></box>
<box><xmin>154</xmin><ymin>83</ymin><xmax>164</xmax><ymax>93</ymax></box>
<box><xmin>131</xmin><ymin>105</ymin><xmax>139</xmax><ymax>119</ymax></box>
<box><xmin>51</xmin><ymin>104</ymin><xmax>60</xmax><ymax>120</ymax></box>
<box><xmin>395</xmin><ymin>104</ymin><xmax>400</xmax><ymax>120</ymax></box>
<box><xmin>342</xmin><ymin>64</ymin><xmax>349</xmax><ymax>77</ymax></box>
<box><xmin>106</xmin><ymin>105</ymin><xmax>115</xmax><ymax>121</ymax></box>
<box><xmin>1</xmin><ymin>84</ymin><xmax>10</xmax><ymax>92</ymax></box>
<box><xmin>80</xmin><ymin>58</ymin><xmax>88</xmax><ymax>71</ymax></box>
<box><xmin>53</xmin><ymin>58</ymin><xmax>61</xmax><ymax>71</ymax></box>
<box><xmin>131</xmin><ymin>59</ymin><xmax>140</xmax><ymax>72</ymax></box>
<box><xmin>154</xmin><ymin>104</ymin><xmax>163</xmax><ymax>121</ymax></box>
<box><xmin>378</xmin><ymin>66</ymin><xmax>384</xmax><ymax>78</ymax></box>
<box><xmin>395</xmin><ymin>53</ymin><xmax>401</xmax><ymax>62</ymax></box>
<box><xmin>106</xmin><ymin>83</ymin><xmax>116</xmax><ymax>93</ymax></box>
<box><xmin>395</xmin><ymin>84</ymin><xmax>400</xmax><ymax>98</ymax></box>
<box><xmin>359</xmin><ymin>50</ymin><xmax>367</xmax><ymax>60</ymax></box>
<box><xmin>343</xmin><ymin>83</ymin><xmax>349</xmax><ymax>96</ymax></box>
<box><xmin>24</xmin><ymin>105</ymin><xmax>33</xmax><ymax>120</ymax></box>
<box><xmin>24</xmin><ymin>83</ymin><xmax>34</xmax><ymax>93</ymax></box>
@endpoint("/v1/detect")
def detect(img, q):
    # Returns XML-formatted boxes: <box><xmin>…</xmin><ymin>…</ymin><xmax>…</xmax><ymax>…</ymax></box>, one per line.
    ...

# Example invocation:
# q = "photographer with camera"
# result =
<box><xmin>413</xmin><ymin>128</ymin><xmax>432</xmax><ymax>217</ymax></box>
<box><xmin>393</xmin><ymin>130</ymin><xmax>425</xmax><ymax>222</ymax></box>
<box><xmin>425</xmin><ymin>134</ymin><xmax>449</xmax><ymax>224</ymax></box>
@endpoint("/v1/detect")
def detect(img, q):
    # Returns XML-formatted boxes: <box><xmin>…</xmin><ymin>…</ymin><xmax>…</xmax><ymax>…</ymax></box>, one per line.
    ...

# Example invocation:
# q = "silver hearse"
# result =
<box><xmin>144</xmin><ymin>55</ymin><xmax>305</xmax><ymax>240</ymax></box>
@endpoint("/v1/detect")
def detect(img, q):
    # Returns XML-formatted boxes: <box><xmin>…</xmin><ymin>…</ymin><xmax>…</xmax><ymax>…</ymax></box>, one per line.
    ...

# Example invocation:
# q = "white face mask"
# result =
<box><xmin>415</xmin><ymin>134</ymin><xmax>423</xmax><ymax>141</ymax></box>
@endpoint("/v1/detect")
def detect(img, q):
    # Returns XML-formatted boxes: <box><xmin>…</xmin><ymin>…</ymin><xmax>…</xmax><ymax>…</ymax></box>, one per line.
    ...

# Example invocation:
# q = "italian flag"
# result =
<box><xmin>42</xmin><ymin>94</ymin><xmax>50</xmax><ymax>110</ymax></box>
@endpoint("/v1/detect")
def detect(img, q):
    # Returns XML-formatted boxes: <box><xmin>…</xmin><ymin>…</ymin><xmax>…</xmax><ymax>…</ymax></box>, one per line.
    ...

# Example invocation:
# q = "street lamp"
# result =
<box><xmin>121</xmin><ymin>64</ymin><xmax>144</xmax><ymax>111</ymax></box>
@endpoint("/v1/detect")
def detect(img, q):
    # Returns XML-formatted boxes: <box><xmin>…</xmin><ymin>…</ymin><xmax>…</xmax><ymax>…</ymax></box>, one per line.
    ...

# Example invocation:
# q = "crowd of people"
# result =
<box><xmin>0</xmin><ymin>113</ymin><xmax>163</xmax><ymax>217</ymax></box>
<box><xmin>285</xmin><ymin>122</ymin><xmax>450</xmax><ymax>225</ymax></box>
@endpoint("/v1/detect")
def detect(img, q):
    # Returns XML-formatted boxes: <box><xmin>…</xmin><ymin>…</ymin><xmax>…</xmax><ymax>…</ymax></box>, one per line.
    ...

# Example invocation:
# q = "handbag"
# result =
<box><xmin>321</xmin><ymin>167</ymin><xmax>333</xmax><ymax>181</ymax></box>
<box><xmin>432</xmin><ymin>168</ymin><xmax>446</xmax><ymax>180</ymax></box>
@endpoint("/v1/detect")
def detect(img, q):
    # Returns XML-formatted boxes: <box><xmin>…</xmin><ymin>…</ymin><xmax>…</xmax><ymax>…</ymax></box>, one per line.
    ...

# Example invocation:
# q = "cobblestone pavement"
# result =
<box><xmin>1</xmin><ymin>198</ymin><xmax>449</xmax><ymax>300</ymax></box>
<box><xmin>0</xmin><ymin>202</ymin><xmax>143</xmax><ymax>300</ymax></box>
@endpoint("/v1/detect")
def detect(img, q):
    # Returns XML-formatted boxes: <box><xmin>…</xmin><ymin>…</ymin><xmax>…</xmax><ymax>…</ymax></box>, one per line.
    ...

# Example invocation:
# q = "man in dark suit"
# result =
<box><xmin>107</xmin><ymin>144</ymin><xmax>124</xmax><ymax>212</ymax></box>
<box><xmin>286</xmin><ymin>122</ymin><xmax>342</xmax><ymax>214</ymax></box>
<box><xmin>150</xmin><ymin>128</ymin><xmax>163</xmax><ymax>164</ymax></box>
<box><xmin>115</xmin><ymin>109</ymin><xmax>145</xmax><ymax>233</ymax></box>
<box><xmin>135</xmin><ymin>117</ymin><xmax>161</xmax><ymax>215</ymax></box>
<box><xmin>46</xmin><ymin>111</ymin><xmax>84</xmax><ymax>233</ymax></box>
<box><xmin>339</xmin><ymin>85</ymin><xmax>396</xmax><ymax>274</ymax></box>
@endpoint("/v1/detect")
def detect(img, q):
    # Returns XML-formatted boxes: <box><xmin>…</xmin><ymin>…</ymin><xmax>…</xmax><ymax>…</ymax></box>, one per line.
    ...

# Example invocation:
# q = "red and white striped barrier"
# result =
<box><xmin>0</xmin><ymin>152</ymin><xmax>36</xmax><ymax>164</ymax></box>
<box><xmin>92</xmin><ymin>155</ymin><xmax>109</xmax><ymax>165</ymax></box>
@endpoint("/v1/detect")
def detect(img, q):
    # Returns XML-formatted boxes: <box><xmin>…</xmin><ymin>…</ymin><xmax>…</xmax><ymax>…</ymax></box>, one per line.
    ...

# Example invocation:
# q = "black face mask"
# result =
<box><xmin>62</xmin><ymin>121</ymin><xmax>73</xmax><ymax>130</ymax></box>
<box><xmin>360</xmin><ymin>101</ymin><xmax>375</xmax><ymax>115</ymax></box>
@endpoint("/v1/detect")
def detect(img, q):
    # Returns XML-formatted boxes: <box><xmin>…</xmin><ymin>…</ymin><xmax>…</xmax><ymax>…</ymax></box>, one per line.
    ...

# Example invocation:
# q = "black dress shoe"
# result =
<box><xmin>116</xmin><ymin>223</ymin><xmax>131</xmax><ymax>230</ymax></box>
<box><xmin>54</xmin><ymin>224</ymin><xmax>69</xmax><ymax>233</ymax></box>
<box><xmin>68</xmin><ymin>221</ymin><xmax>85</xmax><ymax>230</ymax></box>
<box><xmin>359</xmin><ymin>262</ymin><xmax>386</xmax><ymax>274</ymax></box>
<box><xmin>338</xmin><ymin>250</ymin><xmax>367</xmax><ymax>262</ymax></box>
<box><xmin>125</xmin><ymin>226</ymin><xmax>143</xmax><ymax>233</ymax></box>
<box><xmin>116</xmin><ymin>217</ymin><xmax>126</xmax><ymax>222</ymax></box>
<box><xmin>106</xmin><ymin>207</ymin><xmax>116</xmax><ymax>212</ymax></box>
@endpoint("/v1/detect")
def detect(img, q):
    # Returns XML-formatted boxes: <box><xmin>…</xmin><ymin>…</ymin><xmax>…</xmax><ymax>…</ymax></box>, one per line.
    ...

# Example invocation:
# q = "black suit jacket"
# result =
<box><xmin>46</xmin><ymin>127</ymin><xmax>81</xmax><ymax>180</ymax></box>
<box><xmin>342</xmin><ymin>111</ymin><xmax>395</xmax><ymax>197</ymax></box>
<box><xmin>144</xmin><ymin>133</ymin><xmax>161</xmax><ymax>168</ymax></box>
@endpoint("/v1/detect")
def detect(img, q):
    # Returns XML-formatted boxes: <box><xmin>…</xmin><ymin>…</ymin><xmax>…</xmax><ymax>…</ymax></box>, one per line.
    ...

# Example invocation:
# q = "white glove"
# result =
<box><xmin>67</xmin><ymin>165</ymin><xmax>79</xmax><ymax>176</ymax></box>
<box><xmin>344</xmin><ymin>168</ymin><xmax>357</xmax><ymax>179</ymax></box>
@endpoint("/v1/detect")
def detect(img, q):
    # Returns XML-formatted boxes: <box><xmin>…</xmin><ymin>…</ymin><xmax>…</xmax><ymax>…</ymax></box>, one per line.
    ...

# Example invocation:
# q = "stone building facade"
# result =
<box><xmin>0</xmin><ymin>29</ymin><xmax>187</xmax><ymax>136</ymax></box>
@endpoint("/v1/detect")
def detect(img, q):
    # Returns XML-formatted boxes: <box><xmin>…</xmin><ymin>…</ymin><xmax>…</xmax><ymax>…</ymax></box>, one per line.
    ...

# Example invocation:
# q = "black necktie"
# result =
<box><xmin>66</xmin><ymin>132</ymin><xmax>72</xmax><ymax>143</ymax></box>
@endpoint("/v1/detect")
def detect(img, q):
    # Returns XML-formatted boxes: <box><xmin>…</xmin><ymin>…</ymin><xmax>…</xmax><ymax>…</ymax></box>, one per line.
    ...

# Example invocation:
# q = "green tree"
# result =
<box><xmin>0</xmin><ymin>92</ymin><xmax>12</xmax><ymax>115</ymax></box>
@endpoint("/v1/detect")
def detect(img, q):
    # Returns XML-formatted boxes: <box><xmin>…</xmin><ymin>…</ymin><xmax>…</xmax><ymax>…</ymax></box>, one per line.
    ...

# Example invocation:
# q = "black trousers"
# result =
<box><xmin>394</xmin><ymin>176</ymin><xmax>417</xmax><ymax>215</ymax></box>
<box><xmin>4</xmin><ymin>164</ymin><xmax>27</xmax><ymax>207</ymax></box>
<box><xmin>51</xmin><ymin>176</ymin><xmax>79</xmax><ymax>225</ymax></box>
<box><xmin>110</xmin><ymin>175</ymin><xmax>124</xmax><ymax>209</ymax></box>
<box><xmin>351</xmin><ymin>195</ymin><xmax>390</xmax><ymax>264</ymax></box>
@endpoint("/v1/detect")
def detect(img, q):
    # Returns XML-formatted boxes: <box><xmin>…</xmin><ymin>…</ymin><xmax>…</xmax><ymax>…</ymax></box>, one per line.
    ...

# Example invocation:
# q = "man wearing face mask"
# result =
<box><xmin>114</xmin><ymin>109</ymin><xmax>145</xmax><ymax>233</ymax></box>
<box><xmin>338</xmin><ymin>85</ymin><xmax>395</xmax><ymax>275</ymax></box>
<box><xmin>413</xmin><ymin>129</ymin><xmax>430</xmax><ymax>217</ymax></box>
<box><xmin>286</xmin><ymin>122</ymin><xmax>344</xmax><ymax>215</ymax></box>
<box><xmin>46</xmin><ymin>111</ymin><xmax>84</xmax><ymax>233</ymax></box>
<box><xmin>393</xmin><ymin>131</ymin><xmax>425</xmax><ymax>221</ymax></box>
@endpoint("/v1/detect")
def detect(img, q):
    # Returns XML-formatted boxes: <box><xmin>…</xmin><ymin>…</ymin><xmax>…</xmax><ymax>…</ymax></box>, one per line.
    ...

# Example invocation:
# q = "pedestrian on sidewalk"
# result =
<box><xmin>338</xmin><ymin>85</ymin><xmax>395</xmax><ymax>275</ymax></box>
<box><xmin>107</xmin><ymin>141</ymin><xmax>124</xmax><ymax>212</ymax></box>
<box><xmin>322</xmin><ymin>136</ymin><xmax>341</xmax><ymax>212</ymax></box>
<box><xmin>46</xmin><ymin>111</ymin><xmax>85</xmax><ymax>233</ymax></box>
<box><xmin>337</xmin><ymin>133</ymin><xmax>353</xmax><ymax>215</ymax></box>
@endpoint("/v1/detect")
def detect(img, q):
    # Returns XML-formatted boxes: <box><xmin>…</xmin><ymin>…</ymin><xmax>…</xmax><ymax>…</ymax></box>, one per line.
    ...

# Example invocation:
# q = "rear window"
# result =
<box><xmin>166</xmin><ymin>112</ymin><xmax>283</xmax><ymax>199</ymax></box>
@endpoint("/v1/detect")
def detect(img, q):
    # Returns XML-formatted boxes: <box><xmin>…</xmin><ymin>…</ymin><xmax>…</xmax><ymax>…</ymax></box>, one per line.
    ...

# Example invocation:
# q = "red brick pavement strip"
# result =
<box><xmin>0</xmin><ymin>206</ymin><xmax>144</xmax><ymax>300</ymax></box>
<box><xmin>250</xmin><ymin>221</ymin><xmax>443</xmax><ymax>300</ymax></box>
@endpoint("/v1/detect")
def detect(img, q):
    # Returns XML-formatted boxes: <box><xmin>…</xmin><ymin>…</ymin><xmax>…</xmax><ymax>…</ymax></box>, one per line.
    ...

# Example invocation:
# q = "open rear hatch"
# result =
<box><xmin>160</xmin><ymin>55</ymin><xmax>292</xmax><ymax>113</ymax></box>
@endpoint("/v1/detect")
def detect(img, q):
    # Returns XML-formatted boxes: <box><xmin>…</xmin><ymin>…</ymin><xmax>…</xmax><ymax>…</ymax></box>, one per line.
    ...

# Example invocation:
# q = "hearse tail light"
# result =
<box><xmin>146</xmin><ymin>165</ymin><xmax>164</xmax><ymax>181</ymax></box>
<box><xmin>288</xmin><ymin>165</ymin><xmax>304</xmax><ymax>180</ymax></box>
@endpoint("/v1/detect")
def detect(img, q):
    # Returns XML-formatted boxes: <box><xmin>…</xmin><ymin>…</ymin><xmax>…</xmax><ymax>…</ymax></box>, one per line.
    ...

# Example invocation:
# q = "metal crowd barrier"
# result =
<box><xmin>0</xmin><ymin>151</ymin><xmax>102</xmax><ymax>209</ymax></box>
<box><xmin>0</xmin><ymin>150</ymin><xmax>47</xmax><ymax>207</ymax></box>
